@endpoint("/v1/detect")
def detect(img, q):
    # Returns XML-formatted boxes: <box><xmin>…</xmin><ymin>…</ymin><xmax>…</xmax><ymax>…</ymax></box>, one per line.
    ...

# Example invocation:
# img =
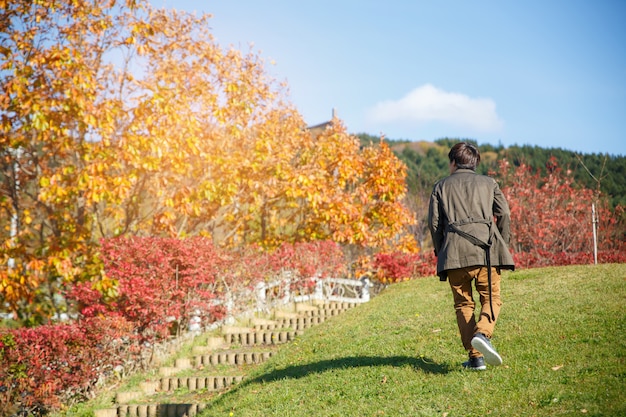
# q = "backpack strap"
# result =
<box><xmin>447</xmin><ymin>218</ymin><xmax>496</xmax><ymax>321</ymax></box>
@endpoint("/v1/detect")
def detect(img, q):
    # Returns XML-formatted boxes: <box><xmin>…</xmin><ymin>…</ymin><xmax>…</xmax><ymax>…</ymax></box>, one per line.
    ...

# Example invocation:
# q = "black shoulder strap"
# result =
<box><xmin>447</xmin><ymin>218</ymin><xmax>496</xmax><ymax>321</ymax></box>
<box><xmin>447</xmin><ymin>218</ymin><xmax>492</xmax><ymax>248</ymax></box>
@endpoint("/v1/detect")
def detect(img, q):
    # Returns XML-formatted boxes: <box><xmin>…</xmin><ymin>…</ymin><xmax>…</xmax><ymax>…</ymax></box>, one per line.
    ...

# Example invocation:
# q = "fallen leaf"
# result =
<box><xmin>551</xmin><ymin>365</ymin><xmax>563</xmax><ymax>371</ymax></box>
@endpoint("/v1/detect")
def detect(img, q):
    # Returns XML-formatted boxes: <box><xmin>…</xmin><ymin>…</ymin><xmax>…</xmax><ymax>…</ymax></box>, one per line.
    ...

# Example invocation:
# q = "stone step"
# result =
<box><xmin>194</xmin><ymin>348</ymin><xmax>274</xmax><ymax>367</ymax></box>
<box><xmin>248</xmin><ymin>317</ymin><xmax>277</xmax><ymax>327</ymax></box>
<box><xmin>248</xmin><ymin>315</ymin><xmax>326</xmax><ymax>331</ymax></box>
<box><xmin>158</xmin><ymin>375</ymin><xmax>244</xmax><ymax>392</ymax></box>
<box><xmin>272</xmin><ymin>303</ymin><xmax>354</xmax><ymax>319</ymax></box>
<box><xmin>299</xmin><ymin>306</ymin><xmax>352</xmax><ymax>317</ymax></box>
<box><xmin>190</xmin><ymin>335</ymin><xmax>229</xmax><ymax>355</ymax></box>
<box><xmin>156</xmin><ymin>348</ymin><xmax>274</xmax><ymax>374</ymax></box>
<box><xmin>223</xmin><ymin>329</ymin><xmax>303</xmax><ymax>346</ymax></box>
<box><xmin>248</xmin><ymin>317</ymin><xmax>290</xmax><ymax>331</ymax></box>
<box><xmin>274</xmin><ymin>315</ymin><xmax>327</xmax><ymax>329</ymax></box>
<box><xmin>95</xmin><ymin>403</ymin><xmax>208</xmax><ymax>417</ymax></box>
<box><xmin>95</xmin><ymin>301</ymin><xmax>360</xmax><ymax>416</ymax></box>
<box><xmin>313</xmin><ymin>301</ymin><xmax>359</xmax><ymax>310</ymax></box>
<box><xmin>115</xmin><ymin>375</ymin><xmax>244</xmax><ymax>404</ymax></box>
<box><xmin>272</xmin><ymin>309</ymin><xmax>301</xmax><ymax>319</ymax></box>
<box><xmin>158</xmin><ymin>358</ymin><xmax>194</xmax><ymax>376</ymax></box>
<box><xmin>221</xmin><ymin>325</ymin><xmax>255</xmax><ymax>334</ymax></box>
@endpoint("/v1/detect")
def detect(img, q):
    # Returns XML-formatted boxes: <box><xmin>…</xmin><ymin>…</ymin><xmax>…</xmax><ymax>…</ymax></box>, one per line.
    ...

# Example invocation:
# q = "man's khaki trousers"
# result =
<box><xmin>447</xmin><ymin>266</ymin><xmax>502</xmax><ymax>358</ymax></box>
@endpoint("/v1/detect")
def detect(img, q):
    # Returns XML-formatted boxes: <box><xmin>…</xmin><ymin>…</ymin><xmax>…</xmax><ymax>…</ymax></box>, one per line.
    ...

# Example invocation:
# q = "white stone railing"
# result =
<box><xmin>255</xmin><ymin>275</ymin><xmax>372</xmax><ymax>312</ymax></box>
<box><xmin>190</xmin><ymin>275</ymin><xmax>372</xmax><ymax>331</ymax></box>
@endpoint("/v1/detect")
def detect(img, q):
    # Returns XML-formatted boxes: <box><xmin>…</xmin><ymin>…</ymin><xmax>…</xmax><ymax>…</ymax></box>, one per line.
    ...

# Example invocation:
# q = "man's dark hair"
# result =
<box><xmin>448</xmin><ymin>142</ymin><xmax>480</xmax><ymax>170</ymax></box>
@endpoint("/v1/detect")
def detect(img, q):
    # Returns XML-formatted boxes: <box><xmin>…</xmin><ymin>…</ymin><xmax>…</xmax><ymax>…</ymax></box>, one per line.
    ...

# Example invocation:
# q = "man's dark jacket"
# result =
<box><xmin>428</xmin><ymin>168</ymin><xmax>515</xmax><ymax>280</ymax></box>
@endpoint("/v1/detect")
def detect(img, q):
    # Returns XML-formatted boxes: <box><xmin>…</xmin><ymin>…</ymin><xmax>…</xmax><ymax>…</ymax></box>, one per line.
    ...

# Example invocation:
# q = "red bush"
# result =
<box><xmin>373</xmin><ymin>251</ymin><xmax>436</xmax><ymax>283</ymax></box>
<box><xmin>3</xmin><ymin>238</ymin><xmax>408</xmax><ymax>414</ymax></box>
<box><xmin>513</xmin><ymin>249</ymin><xmax>626</xmax><ymax>269</ymax></box>
<box><xmin>68</xmin><ymin>236</ymin><xmax>224</xmax><ymax>340</ymax></box>
<box><xmin>269</xmin><ymin>241</ymin><xmax>346</xmax><ymax>278</ymax></box>
<box><xmin>267</xmin><ymin>241</ymin><xmax>348</xmax><ymax>294</ymax></box>
<box><xmin>496</xmin><ymin>158</ymin><xmax>625</xmax><ymax>262</ymax></box>
<box><xmin>0</xmin><ymin>316</ymin><xmax>136</xmax><ymax>415</ymax></box>
<box><xmin>66</xmin><ymin>238</ymin><xmax>350</xmax><ymax>341</ymax></box>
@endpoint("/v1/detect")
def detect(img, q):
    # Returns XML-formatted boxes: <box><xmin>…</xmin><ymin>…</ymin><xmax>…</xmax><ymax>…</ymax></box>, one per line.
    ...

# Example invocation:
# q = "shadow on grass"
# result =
<box><xmin>248</xmin><ymin>355</ymin><xmax>451</xmax><ymax>384</ymax></box>
<box><xmin>205</xmin><ymin>355</ymin><xmax>452</xmax><ymax>411</ymax></box>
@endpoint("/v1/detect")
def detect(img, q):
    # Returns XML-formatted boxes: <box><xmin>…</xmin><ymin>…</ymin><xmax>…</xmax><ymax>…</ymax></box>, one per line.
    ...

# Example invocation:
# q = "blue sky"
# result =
<box><xmin>154</xmin><ymin>1</ymin><xmax>626</xmax><ymax>156</ymax></box>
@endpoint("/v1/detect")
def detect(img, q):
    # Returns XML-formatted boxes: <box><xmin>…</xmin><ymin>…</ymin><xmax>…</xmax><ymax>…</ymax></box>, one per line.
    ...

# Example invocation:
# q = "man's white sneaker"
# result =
<box><xmin>471</xmin><ymin>333</ymin><xmax>502</xmax><ymax>366</ymax></box>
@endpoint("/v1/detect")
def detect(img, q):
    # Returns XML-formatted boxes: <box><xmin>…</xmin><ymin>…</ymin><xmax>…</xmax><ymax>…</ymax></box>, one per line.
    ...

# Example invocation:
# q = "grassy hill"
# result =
<box><xmin>66</xmin><ymin>264</ymin><xmax>625</xmax><ymax>416</ymax></box>
<box><xmin>196</xmin><ymin>264</ymin><xmax>625</xmax><ymax>416</ymax></box>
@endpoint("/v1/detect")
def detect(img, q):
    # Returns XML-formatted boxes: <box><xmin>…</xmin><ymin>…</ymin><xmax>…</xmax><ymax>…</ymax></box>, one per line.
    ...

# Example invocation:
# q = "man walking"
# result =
<box><xmin>428</xmin><ymin>142</ymin><xmax>515</xmax><ymax>370</ymax></box>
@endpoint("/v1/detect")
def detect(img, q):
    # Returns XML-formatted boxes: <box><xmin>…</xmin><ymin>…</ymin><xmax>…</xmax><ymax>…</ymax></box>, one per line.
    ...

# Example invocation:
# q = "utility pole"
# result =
<box><xmin>592</xmin><ymin>203</ymin><xmax>598</xmax><ymax>265</ymax></box>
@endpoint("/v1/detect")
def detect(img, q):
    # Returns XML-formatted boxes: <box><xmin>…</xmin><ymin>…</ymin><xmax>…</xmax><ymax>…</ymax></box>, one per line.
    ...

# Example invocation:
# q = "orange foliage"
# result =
<box><xmin>0</xmin><ymin>1</ymin><xmax>416</xmax><ymax>323</ymax></box>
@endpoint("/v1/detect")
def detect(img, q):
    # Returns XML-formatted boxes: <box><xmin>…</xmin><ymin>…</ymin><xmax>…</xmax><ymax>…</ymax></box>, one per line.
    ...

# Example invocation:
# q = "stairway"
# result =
<box><xmin>93</xmin><ymin>301</ymin><xmax>357</xmax><ymax>417</ymax></box>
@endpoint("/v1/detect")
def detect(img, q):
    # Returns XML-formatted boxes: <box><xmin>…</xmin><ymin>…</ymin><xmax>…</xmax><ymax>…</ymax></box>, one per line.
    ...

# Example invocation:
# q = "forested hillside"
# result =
<box><xmin>357</xmin><ymin>134</ymin><xmax>626</xmax><ymax>209</ymax></box>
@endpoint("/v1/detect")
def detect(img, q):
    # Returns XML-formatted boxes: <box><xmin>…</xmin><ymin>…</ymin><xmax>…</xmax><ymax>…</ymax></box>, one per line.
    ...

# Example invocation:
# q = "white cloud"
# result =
<box><xmin>368</xmin><ymin>84</ymin><xmax>504</xmax><ymax>132</ymax></box>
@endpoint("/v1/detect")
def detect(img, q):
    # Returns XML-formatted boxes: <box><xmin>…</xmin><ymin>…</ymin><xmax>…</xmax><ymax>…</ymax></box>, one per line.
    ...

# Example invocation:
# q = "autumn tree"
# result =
<box><xmin>1</xmin><ymin>1</ymin><xmax>417</xmax><ymax>324</ymax></box>
<box><xmin>0</xmin><ymin>0</ymin><xmax>139</xmax><ymax>323</ymax></box>
<box><xmin>495</xmin><ymin>157</ymin><xmax>624</xmax><ymax>266</ymax></box>
<box><xmin>289</xmin><ymin>121</ymin><xmax>415</xmax><ymax>251</ymax></box>
<box><xmin>108</xmin><ymin>9</ymin><xmax>415</xmax><ymax>249</ymax></box>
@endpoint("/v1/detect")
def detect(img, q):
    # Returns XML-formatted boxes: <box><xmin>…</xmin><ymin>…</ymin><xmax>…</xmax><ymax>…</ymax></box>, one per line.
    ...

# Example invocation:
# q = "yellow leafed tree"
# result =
<box><xmin>0</xmin><ymin>1</ymin><xmax>416</xmax><ymax>324</ymax></box>
<box><xmin>0</xmin><ymin>0</ymin><xmax>138</xmax><ymax>323</ymax></box>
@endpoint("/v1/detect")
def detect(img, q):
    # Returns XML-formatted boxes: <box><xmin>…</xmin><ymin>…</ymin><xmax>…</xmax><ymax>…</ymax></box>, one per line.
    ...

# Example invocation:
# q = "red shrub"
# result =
<box><xmin>268</xmin><ymin>241</ymin><xmax>347</xmax><ymax>286</ymax></box>
<box><xmin>373</xmin><ymin>251</ymin><xmax>436</xmax><ymax>283</ymax></box>
<box><xmin>68</xmin><ymin>236</ymin><xmax>224</xmax><ymax>340</ymax></box>
<box><xmin>513</xmin><ymin>249</ymin><xmax>626</xmax><ymax>269</ymax></box>
<box><xmin>13</xmin><ymin>238</ymin><xmax>357</xmax><ymax>414</ymax></box>
<box><xmin>495</xmin><ymin>158</ymin><xmax>626</xmax><ymax>269</ymax></box>
<box><xmin>0</xmin><ymin>316</ymin><xmax>136</xmax><ymax>415</ymax></box>
<box><xmin>66</xmin><ymin>238</ymin><xmax>350</xmax><ymax>340</ymax></box>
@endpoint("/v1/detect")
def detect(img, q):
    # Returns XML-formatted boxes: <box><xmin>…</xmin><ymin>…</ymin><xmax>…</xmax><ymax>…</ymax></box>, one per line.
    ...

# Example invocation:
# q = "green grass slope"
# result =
<box><xmin>200</xmin><ymin>264</ymin><xmax>626</xmax><ymax>417</ymax></box>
